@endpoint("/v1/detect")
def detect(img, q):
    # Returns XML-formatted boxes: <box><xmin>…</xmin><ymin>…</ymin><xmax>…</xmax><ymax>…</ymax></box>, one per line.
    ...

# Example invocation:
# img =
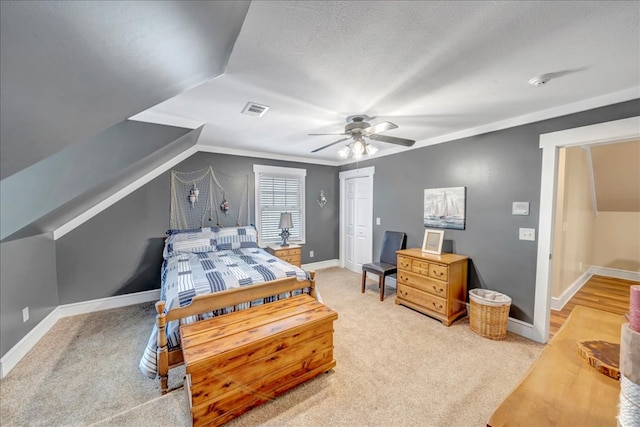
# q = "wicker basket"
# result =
<box><xmin>469</xmin><ymin>289</ymin><xmax>512</xmax><ymax>340</ymax></box>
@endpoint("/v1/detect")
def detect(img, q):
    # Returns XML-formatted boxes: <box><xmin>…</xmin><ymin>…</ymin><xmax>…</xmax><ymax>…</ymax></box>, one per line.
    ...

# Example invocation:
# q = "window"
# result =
<box><xmin>253</xmin><ymin>165</ymin><xmax>306</xmax><ymax>245</ymax></box>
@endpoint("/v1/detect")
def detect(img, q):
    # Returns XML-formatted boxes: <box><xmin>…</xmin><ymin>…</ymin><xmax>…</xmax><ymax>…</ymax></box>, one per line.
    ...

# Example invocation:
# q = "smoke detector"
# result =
<box><xmin>529</xmin><ymin>74</ymin><xmax>552</xmax><ymax>87</ymax></box>
<box><xmin>242</xmin><ymin>102</ymin><xmax>270</xmax><ymax>117</ymax></box>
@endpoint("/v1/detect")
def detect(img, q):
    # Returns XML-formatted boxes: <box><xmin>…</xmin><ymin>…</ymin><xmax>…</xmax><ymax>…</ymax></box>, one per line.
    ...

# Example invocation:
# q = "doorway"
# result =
<box><xmin>339</xmin><ymin>167</ymin><xmax>375</xmax><ymax>273</ymax></box>
<box><xmin>533</xmin><ymin>116</ymin><xmax>640</xmax><ymax>343</ymax></box>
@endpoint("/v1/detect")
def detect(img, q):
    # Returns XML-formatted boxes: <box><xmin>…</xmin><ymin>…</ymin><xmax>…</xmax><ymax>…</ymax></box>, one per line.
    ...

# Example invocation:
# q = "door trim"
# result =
<box><xmin>535</xmin><ymin>116</ymin><xmax>639</xmax><ymax>343</ymax></box>
<box><xmin>339</xmin><ymin>167</ymin><xmax>375</xmax><ymax>268</ymax></box>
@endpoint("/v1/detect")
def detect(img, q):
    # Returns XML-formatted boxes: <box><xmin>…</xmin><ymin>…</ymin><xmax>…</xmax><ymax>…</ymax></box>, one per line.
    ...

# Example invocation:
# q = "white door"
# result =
<box><xmin>343</xmin><ymin>174</ymin><xmax>373</xmax><ymax>273</ymax></box>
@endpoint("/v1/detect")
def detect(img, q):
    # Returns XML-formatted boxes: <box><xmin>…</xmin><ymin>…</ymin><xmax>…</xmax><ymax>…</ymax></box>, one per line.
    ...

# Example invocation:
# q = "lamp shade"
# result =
<box><xmin>278</xmin><ymin>212</ymin><xmax>293</xmax><ymax>229</ymax></box>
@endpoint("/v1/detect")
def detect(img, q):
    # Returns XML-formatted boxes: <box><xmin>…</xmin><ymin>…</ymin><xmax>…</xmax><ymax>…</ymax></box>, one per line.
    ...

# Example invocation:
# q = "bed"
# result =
<box><xmin>138</xmin><ymin>226</ymin><xmax>316</xmax><ymax>394</ymax></box>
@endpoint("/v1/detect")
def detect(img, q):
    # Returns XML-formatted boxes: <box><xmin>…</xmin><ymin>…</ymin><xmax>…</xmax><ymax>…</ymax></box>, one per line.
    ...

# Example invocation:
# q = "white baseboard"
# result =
<box><xmin>465</xmin><ymin>302</ymin><xmax>534</xmax><ymax>340</ymax></box>
<box><xmin>507</xmin><ymin>316</ymin><xmax>534</xmax><ymax>339</ymax></box>
<box><xmin>0</xmin><ymin>307</ymin><xmax>61</xmax><ymax>379</ymax></box>
<box><xmin>302</xmin><ymin>259</ymin><xmax>340</xmax><ymax>271</ymax></box>
<box><xmin>0</xmin><ymin>289</ymin><xmax>160</xmax><ymax>379</ymax></box>
<box><xmin>551</xmin><ymin>270</ymin><xmax>593</xmax><ymax>311</ymax></box>
<box><xmin>57</xmin><ymin>289</ymin><xmax>160</xmax><ymax>318</ymax></box>
<box><xmin>590</xmin><ymin>266</ymin><xmax>640</xmax><ymax>282</ymax></box>
<box><xmin>550</xmin><ymin>266</ymin><xmax>640</xmax><ymax>312</ymax></box>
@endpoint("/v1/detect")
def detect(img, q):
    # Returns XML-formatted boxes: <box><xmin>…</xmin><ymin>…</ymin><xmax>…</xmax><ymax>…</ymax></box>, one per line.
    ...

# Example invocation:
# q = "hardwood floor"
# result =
<box><xmin>549</xmin><ymin>275</ymin><xmax>637</xmax><ymax>338</ymax></box>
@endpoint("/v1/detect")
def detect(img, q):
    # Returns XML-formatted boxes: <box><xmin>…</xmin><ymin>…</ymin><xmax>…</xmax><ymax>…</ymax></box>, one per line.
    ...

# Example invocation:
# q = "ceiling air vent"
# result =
<box><xmin>242</xmin><ymin>102</ymin><xmax>270</xmax><ymax>117</ymax></box>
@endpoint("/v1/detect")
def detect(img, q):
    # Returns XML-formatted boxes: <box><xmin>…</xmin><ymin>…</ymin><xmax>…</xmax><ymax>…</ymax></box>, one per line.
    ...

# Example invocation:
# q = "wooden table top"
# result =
<box><xmin>488</xmin><ymin>306</ymin><xmax>625</xmax><ymax>427</ymax></box>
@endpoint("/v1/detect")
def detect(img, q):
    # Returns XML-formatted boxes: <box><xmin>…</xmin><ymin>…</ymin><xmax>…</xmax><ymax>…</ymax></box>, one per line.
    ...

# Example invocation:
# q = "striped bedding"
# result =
<box><xmin>138</xmin><ymin>229</ymin><xmax>308</xmax><ymax>378</ymax></box>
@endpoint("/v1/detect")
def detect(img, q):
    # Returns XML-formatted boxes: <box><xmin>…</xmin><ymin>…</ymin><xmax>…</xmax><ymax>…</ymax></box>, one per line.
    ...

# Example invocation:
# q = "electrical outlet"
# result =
<box><xmin>376</xmin><ymin>217</ymin><xmax>381</xmax><ymax>225</ymax></box>
<box><xmin>22</xmin><ymin>307</ymin><xmax>29</xmax><ymax>323</ymax></box>
<box><xmin>309</xmin><ymin>250</ymin><xmax>314</xmax><ymax>258</ymax></box>
<box><xmin>519</xmin><ymin>228</ymin><xmax>536</xmax><ymax>241</ymax></box>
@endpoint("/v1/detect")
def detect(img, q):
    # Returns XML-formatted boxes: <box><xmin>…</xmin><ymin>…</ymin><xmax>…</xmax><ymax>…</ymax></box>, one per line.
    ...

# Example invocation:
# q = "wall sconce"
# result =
<box><xmin>317</xmin><ymin>190</ymin><xmax>327</xmax><ymax>208</ymax></box>
<box><xmin>278</xmin><ymin>212</ymin><xmax>293</xmax><ymax>247</ymax></box>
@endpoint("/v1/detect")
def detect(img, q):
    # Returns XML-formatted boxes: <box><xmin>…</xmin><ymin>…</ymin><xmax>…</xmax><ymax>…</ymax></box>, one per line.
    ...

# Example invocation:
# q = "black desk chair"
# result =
<box><xmin>361</xmin><ymin>231</ymin><xmax>407</xmax><ymax>301</ymax></box>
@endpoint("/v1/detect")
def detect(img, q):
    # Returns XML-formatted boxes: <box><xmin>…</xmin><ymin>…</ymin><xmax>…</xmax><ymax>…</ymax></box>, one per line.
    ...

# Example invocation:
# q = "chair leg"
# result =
<box><xmin>361</xmin><ymin>271</ymin><xmax>366</xmax><ymax>293</ymax></box>
<box><xmin>380</xmin><ymin>276</ymin><xmax>385</xmax><ymax>301</ymax></box>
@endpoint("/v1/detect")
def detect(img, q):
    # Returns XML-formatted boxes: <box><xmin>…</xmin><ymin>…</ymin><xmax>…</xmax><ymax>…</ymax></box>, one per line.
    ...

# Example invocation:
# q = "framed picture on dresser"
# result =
<box><xmin>422</xmin><ymin>229</ymin><xmax>444</xmax><ymax>255</ymax></box>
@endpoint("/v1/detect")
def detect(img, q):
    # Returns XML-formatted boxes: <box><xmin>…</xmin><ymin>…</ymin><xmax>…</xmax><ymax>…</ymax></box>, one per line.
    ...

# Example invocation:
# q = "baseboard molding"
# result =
<box><xmin>550</xmin><ymin>266</ymin><xmax>640</xmax><ymax>312</ymax></box>
<box><xmin>590</xmin><ymin>266</ymin><xmax>640</xmax><ymax>282</ymax></box>
<box><xmin>0</xmin><ymin>307</ymin><xmax>61</xmax><ymax>379</ymax></box>
<box><xmin>465</xmin><ymin>302</ymin><xmax>534</xmax><ymax>340</ymax></box>
<box><xmin>551</xmin><ymin>270</ymin><xmax>593</xmax><ymax>311</ymax></box>
<box><xmin>302</xmin><ymin>259</ymin><xmax>340</xmax><ymax>271</ymax></box>
<box><xmin>507</xmin><ymin>316</ymin><xmax>535</xmax><ymax>340</ymax></box>
<box><xmin>56</xmin><ymin>289</ymin><xmax>160</xmax><ymax>318</ymax></box>
<box><xmin>0</xmin><ymin>289</ymin><xmax>160</xmax><ymax>379</ymax></box>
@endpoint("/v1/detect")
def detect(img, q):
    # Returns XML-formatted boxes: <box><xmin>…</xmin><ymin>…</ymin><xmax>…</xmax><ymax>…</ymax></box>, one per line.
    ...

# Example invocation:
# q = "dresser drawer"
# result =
<box><xmin>397</xmin><ymin>284</ymin><xmax>447</xmax><ymax>315</ymax></box>
<box><xmin>278</xmin><ymin>248</ymin><xmax>300</xmax><ymax>257</ymax></box>
<box><xmin>397</xmin><ymin>270</ymin><xmax>448</xmax><ymax>298</ymax></box>
<box><xmin>411</xmin><ymin>259</ymin><xmax>430</xmax><ymax>276</ymax></box>
<box><xmin>281</xmin><ymin>255</ymin><xmax>301</xmax><ymax>266</ymax></box>
<box><xmin>429</xmin><ymin>264</ymin><xmax>448</xmax><ymax>281</ymax></box>
<box><xmin>398</xmin><ymin>255</ymin><xmax>412</xmax><ymax>270</ymax></box>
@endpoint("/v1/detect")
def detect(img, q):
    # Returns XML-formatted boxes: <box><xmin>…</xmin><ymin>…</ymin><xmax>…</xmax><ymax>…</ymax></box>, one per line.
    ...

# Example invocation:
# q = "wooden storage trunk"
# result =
<box><xmin>180</xmin><ymin>294</ymin><xmax>338</xmax><ymax>426</ymax></box>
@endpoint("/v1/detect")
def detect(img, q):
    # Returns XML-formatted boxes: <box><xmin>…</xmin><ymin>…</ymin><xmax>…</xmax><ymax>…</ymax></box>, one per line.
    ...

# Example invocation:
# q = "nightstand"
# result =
<box><xmin>266</xmin><ymin>244</ymin><xmax>302</xmax><ymax>267</ymax></box>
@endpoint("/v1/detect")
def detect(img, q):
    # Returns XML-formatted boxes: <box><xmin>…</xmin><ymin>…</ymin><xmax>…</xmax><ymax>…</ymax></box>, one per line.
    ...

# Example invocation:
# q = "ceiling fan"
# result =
<box><xmin>309</xmin><ymin>114</ymin><xmax>415</xmax><ymax>158</ymax></box>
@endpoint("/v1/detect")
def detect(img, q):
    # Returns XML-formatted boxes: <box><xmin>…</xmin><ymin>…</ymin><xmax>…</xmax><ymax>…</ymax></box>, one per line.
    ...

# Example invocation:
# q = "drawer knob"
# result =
<box><xmin>432</xmin><ymin>302</ymin><xmax>443</xmax><ymax>310</ymax></box>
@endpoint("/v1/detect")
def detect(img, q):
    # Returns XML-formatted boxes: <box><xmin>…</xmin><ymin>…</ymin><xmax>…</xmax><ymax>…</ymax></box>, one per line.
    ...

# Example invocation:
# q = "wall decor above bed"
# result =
<box><xmin>170</xmin><ymin>166</ymin><xmax>249</xmax><ymax>229</ymax></box>
<box><xmin>423</xmin><ymin>186</ymin><xmax>466</xmax><ymax>230</ymax></box>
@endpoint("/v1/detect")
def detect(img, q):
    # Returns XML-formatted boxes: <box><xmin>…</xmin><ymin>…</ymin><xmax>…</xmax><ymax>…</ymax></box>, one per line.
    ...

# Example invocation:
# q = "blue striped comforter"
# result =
<box><xmin>139</xmin><ymin>247</ymin><xmax>308</xmax><ymax>378</ymax></box>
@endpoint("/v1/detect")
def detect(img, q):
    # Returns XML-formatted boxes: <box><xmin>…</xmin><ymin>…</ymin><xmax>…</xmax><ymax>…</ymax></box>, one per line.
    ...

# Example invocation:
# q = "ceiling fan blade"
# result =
<box><xmin>362</xmin><ymin>121</ymin><xmax>398</xmax><ymax>135</ymax></box>
<box><xmin>308</xmin><ymin>133</ymin><xmax>348</xmax><ymax>136</ymax></box>
<box><xmin>311</xmin><ymin>137</ymin><xmax>351</xmax><ymax>153</ymax></box>
<box><xmin>368</xmin><ymin>134</ymin><xmax>415</xmax><ymax>147</ymax></box>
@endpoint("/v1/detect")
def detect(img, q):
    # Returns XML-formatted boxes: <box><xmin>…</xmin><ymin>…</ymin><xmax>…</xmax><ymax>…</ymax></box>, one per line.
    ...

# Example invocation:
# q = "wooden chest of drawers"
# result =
<box><xmin>267</xmin><ymin>244</ymin><xmax>302</xmax><ymax>267</ymax></box>
<box><xmin>180</xmin><ymin>294</ymin><xmax>337</xmax><ymax>427</ymax></box>
<box><xmin>395</xmin><ymin>248</ymin><xmax>468</xmax><ymax>326</ymax></box>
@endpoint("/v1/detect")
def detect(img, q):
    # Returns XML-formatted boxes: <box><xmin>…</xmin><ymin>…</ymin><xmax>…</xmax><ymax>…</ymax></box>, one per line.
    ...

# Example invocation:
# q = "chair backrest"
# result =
<box><xmin>379</xmin><ymin>231</ymin><xmax>407</xmax><ymax>265</ymax></box>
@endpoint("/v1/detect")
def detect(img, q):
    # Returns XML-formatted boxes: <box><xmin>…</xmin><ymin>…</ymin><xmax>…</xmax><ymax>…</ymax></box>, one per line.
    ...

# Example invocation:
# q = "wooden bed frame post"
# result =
<box><xmin>308</xmin><ymin>271</ymin><xmax>317</xmax><ymax>299</ymax></box>
<box><xmin>153</xmin><ymin>271</ymin><xmax>317</xmax><ymax>395</ymax></box>
<box><xmin>155</xmin><ymin>301</ymin><xmax>169</xmax><ymax>394</ymax></box>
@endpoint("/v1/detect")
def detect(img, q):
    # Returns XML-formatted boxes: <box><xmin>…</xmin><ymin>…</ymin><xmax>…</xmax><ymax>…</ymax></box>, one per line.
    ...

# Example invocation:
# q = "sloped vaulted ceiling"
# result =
<box><xmin>0</xmin><ymin>1</ymin><xmax>250</xmax><ymax>180</ymax></box>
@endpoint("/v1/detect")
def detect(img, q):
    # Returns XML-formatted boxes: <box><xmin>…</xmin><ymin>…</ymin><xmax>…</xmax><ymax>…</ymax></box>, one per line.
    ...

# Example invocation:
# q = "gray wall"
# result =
<box><xmin>0</xmin><ymin>1</ymin><xmax>250</xmax><ymax>179</ymax></box>
<box><xmin>3</xmin><ymin>100</ymin><xmax>637</xmax><ymax>358</ymax></box>
<box><xmin>1</xmin><ymin>121</ymin><xmax>195</xmax><ymax>241</ymax></box>
<box><xmin>54</xmin><ymin>151</ymin><xmax>339</xmax><ymax>306</ymax></box>
<box><xmin>341</xmin><ymin>99</ymin><xmax>640</xmax><ymax>323</ymax></box>
<box><xmin>167</xmin><ymin>152</ymin><xmax>340</xmax><ymax>265</ymax></box>
<box><xmin>0</xmin><ymin>233</ymin><xmax>58</xmax><ymax>356</ymax></box>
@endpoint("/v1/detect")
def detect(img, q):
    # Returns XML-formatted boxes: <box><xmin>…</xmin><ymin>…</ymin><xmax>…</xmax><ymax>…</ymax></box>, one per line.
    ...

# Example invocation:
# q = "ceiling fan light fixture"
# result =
<box><xmin>366</xmin><ymin>143</ymin><xmax>378</xmax><ymax>156</ymax></box>
<box><xmin>337</xmin><ymin>146</ymin><xmax>350</xmax><ymax>159</ymax></box>
<box><xmin>352</xmin><ymin>139</ymin><xmax>365</xmax><ymax>154</ymax></box>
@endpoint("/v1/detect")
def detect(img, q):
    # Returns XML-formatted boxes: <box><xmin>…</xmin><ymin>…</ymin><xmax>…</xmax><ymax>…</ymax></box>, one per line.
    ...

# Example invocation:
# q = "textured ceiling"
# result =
<box><xmin>134</xmin><ymin>1</ymin><xmax>640</xmax><ymax>164</ymax></box>
<box><xmin>2</xmin><ymin>1</ymin><xmax>639</xmax><ymax>178</ymax></box>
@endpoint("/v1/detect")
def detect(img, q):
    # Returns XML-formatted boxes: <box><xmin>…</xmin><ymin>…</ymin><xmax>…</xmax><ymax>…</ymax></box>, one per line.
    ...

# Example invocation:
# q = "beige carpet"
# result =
<box><xmin>0</xmin><ymin>267</ymin><xmax>543</xmax><ymax>426</ymax></box>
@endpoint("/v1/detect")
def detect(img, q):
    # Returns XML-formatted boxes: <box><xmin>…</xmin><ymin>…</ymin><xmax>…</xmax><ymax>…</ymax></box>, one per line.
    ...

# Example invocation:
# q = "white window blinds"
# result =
<box><xmin>253</xmin><ymin>165</ymin><xmax>306</xmax><ymax>244</ymax></box>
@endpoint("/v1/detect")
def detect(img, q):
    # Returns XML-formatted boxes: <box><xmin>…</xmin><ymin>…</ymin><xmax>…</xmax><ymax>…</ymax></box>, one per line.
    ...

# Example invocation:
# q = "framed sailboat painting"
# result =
<box><xmin>423</xmin><ymin>186</ymin><xmax>466</xmax><ymax>230</ymax></box>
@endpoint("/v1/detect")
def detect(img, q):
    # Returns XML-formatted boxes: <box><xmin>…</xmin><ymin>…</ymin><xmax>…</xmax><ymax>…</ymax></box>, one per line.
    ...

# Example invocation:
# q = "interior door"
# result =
<box><xmin>344</xmin><ymin>176</ymin><xmax>373</xmax><ymax>273</ymax></box>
